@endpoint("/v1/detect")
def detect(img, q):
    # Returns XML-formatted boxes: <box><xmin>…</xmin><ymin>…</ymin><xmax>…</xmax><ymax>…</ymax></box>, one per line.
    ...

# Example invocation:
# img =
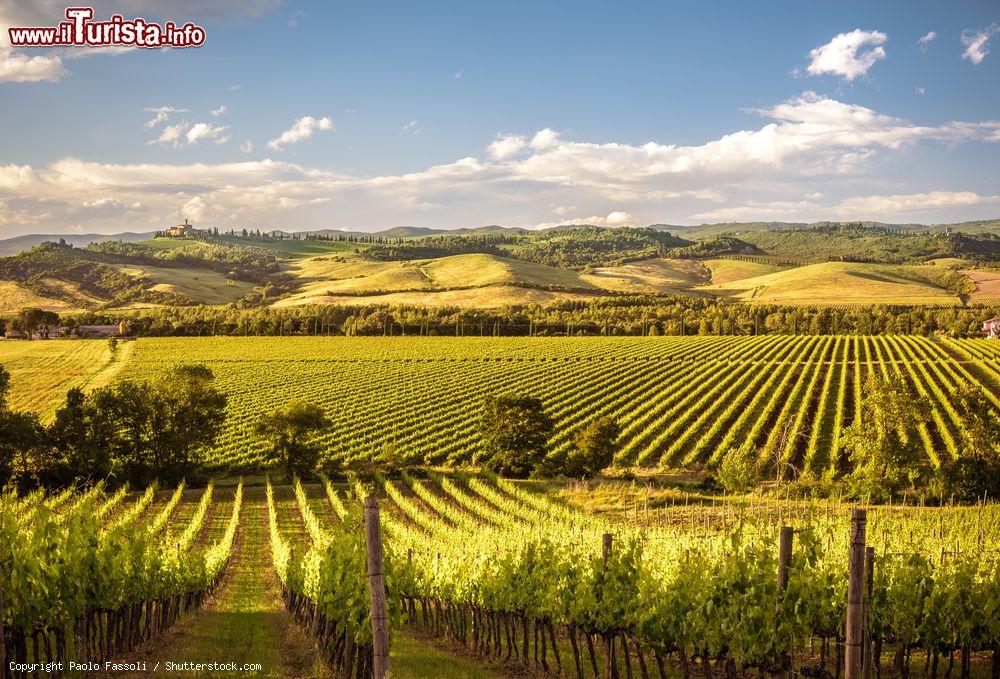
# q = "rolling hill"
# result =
<box><xmin>705</xmin><ymin>261</ymin><xmax>966</xmax><ymax>306</ymax></box>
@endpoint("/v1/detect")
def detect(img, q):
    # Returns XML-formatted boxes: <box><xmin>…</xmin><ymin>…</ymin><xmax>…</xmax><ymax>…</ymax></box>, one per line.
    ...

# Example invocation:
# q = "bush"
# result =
<box><xmin>717</xmin><ymin>446</ymin><xmax>760</xmax><ymax>493</ymax></box>
<box><xmin>564</xmin><ymin>416</ymin><xmax>620</xmax><ymax>479</ymax></box>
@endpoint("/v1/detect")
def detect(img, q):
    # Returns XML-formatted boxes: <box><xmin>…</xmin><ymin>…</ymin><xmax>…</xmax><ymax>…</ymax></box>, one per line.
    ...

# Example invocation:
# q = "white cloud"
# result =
<box><xmin>227</xmin><ymin>84</ymin><xmax>242</xmax><ymax>91</ymax></box>
<box><xmin>917</xmin><ymin>31</ymin><xmax>936</xmax><ymax>51</ymax></box>
<box><xmin>267</xmin><ymin>116</ymin><xmax>334</xmax><ymax>150</ymax></box>
<box><xmin>402</xmin><ymin>120</ymin><xmax>419</xmax><ymax>134</ymax></box>
<box><xmin>2</xmin><ymin>94</ymin><xmax>999</xmax><ymax>235</ymax></box>
<box><xmin>961</xmin><ymin>23</ymin><xmax>999</xmax><ymax>65</ymax></box>
<box><xmin>148</xmin><ymin>120</ymin><xmax>228</xmax><ymax>147</ymax></box>
<box><xmin>487</xmin><ymin>134</ymin><xmax>526</xmax><ymax>159</ymax></box>
<box><xmin>185</xmin><ymin>123</ymin><xmax>228</xmax><ymax>145</ymax></box>
<box><xmin>806</xmin><ymin>29</ymin><xmax>888</xmax><ymax>80</ymax></box>
<box><xmin>530</xmin><ymin>128</ymin><xmax>560</xmax><ymax>150</ymax></box>
<box><xmin>151</xmin><ymin>123</ymin><xmax>186</xmax><ymax>146</ymax></box>
<box><xmin>534</xmin><ymin>211</ymin><xmax>634</xmax><ymax>230</ymax></box>
<box><xmin>0</xmin><ymin>52</ymin><xmax>66</xmax><ymax>83</ymax></box>
<box><xmin>240</xmin><ymin>140</ymin><xmax>254</xmax><ymax>153</ymax></box>
<box><xmin>453</xmin><ymin>68</ymin><xmax>464</xmax><ymax>79</ymax></box>
<box><xmin>144</xmin><ymin>106</ymin><xmax>186</xmax><ymax>129</ymax></box>
<box><xmin>915</xmin><ymin>86</ymin><xmax>925</xmax><ymax>96</ymax></box>
<box><xmin>836</xmin><ymin>190</ymin><xmax>1000</xmax><ymax>215</ymax></box>
<box><xmin>211</xmin><ymin>106</ymin><xmax>227</xmax><ymax>117</ymax></box>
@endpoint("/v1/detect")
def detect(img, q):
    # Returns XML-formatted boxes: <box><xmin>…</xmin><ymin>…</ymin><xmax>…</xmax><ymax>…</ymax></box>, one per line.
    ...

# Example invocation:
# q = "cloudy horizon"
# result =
<box><xmin>1</xmin><ymin>1</ymin><xmax>998</xmax><ymax>237</ymax></box>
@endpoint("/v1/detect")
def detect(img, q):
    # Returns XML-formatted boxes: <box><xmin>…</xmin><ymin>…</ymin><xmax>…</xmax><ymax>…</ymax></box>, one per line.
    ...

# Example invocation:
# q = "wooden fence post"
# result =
<box><xmin>863</xmin><ymin>547</ymin><xmax>875</xmax><ymax>679</ymax></box>
<box><xmin>602</xmin><ymin>533</ymin><xmax>612</xmax><ymax>568</ymax></box>
<box><xmin>0</xmin><ymin>580</ymin><xmax>6</xmax><ymax>676</ymax></box>
<box><xmin>846</xmin><ymin>509</ymin><xmax>867</xmax><ymax>679</ymax></box>
<box><xmin>777</xmin><ymin>527</ymin><xmax>794</xmax><ymax>679</ymax></box>
<box><xmin>364</xmin><ymin>496</ymin><xmax>390</xmax><ymax>679</ymax></box>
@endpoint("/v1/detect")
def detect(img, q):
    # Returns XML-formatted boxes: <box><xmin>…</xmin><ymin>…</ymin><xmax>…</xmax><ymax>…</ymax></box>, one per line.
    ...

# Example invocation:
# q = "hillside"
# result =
<box><xmin>706</xmin><ymin>261</ymin><xmax>966</xmax><ymax>305</ymax></box>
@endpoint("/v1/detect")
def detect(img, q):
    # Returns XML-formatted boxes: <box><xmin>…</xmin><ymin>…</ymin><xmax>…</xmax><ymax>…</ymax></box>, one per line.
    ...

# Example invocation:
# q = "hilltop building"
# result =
<box><xmin>165</xmin><ymin>219</ymin><xmax>196</xmax><ymax>237</ymax></box>
<box><xmin>983</xmin><ymin>318</ymin><xmax>1000</xmax><ymax>338</ymax></box>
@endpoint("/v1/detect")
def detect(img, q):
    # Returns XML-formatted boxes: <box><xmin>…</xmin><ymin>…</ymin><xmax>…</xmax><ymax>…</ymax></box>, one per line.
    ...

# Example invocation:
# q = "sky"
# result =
<box><xmin>0</xmin><ymin>0</ymin><xmax>998</xmax><ymax>237</ymax></box>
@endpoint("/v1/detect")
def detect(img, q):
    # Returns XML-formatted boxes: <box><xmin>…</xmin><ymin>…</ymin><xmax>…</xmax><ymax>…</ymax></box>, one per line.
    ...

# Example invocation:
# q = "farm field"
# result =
<box><xmin>6</xmin><ymin>335</ymin><xmax>1000</xmax><ymax>474</ymax></box>
<box><xmin>5</xmin><ymin>476</ymin><xmax>1000</xmax><ymax>677</ymax></box>
<box><xmin>0</xmin><ymin>338</ymin><xmax>131</xmax><ymax>420</ymax></box>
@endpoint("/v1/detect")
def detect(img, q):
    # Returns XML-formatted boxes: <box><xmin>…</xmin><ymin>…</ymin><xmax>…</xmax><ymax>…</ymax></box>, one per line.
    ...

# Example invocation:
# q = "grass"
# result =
<box><xmin>0</xmin><ymin>339</ymin><xmax>128</xmax><ymax>420</ymax></box>
<box><xmin>274</xmin><ymin>252</ymin><xmax>612</xmax><ymax>307</ymax></box>
<box><xmin>705</xmin><ymin>261</ymin><xmax>963</xmax><ymax>305</ymax></box>
<box><xmin>114</xmin><ymin>486</ymin><xmax>331</xmax><ymax>678</ymax></box>
<box><xmin>581</xmin><ymin>258</ymin><xmax>709</xmax><ymax>294</ymax></box>
<box><xmin>702</xmin><ymin>257</ymin><xmax>792</xmax><ymax>285</ymax></box>
<box><xmin>0</xmin><ymin>281</ymin><xmax>75</xmax><ymax>314</ymax></box>
<box><xmin>115</xmin><ymin>263</ymin><xmax>255</xmax><ymax>305</ymax></box>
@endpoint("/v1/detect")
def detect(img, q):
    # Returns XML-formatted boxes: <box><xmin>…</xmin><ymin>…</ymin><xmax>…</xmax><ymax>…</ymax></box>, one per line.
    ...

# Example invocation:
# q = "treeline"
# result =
<box><xmin>86</xmin><ymin>239</ymin><xmax>285</xmax><ymax>284</ymax></box>
<box><xmin>32</xmin><ymin>296</ymin><xmax>997</xmax><ymax>338</ymax></box>
<box><xmin>359</xmin><ymin>226</ymin><xmax>695</xmax><ymax>269</ymax></box>
<box><xmin>0</xmin><ymin>362</ymin><xmax>226</xmax><ymax>488</ymax></box>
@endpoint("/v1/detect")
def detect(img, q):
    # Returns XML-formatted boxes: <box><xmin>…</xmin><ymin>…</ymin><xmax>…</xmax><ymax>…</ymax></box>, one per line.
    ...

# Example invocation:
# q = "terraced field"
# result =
<box><xmin>100</xmin><ymin>335</ymin><xmax>1000</xmax><ymax>474</ymax></box>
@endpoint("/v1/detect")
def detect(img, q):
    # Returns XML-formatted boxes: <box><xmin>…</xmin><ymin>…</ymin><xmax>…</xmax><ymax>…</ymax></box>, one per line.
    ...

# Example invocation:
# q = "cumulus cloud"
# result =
<box><xmin>534</xmin><ymin>211</ymin><xmax>634</xmax><ymax>230</ymax></box>
<box><xmin>917</xmin><ymin>31</ymin><xmax>936</xmax><ymax>51</ymax></box>
<box><xmin>267</xmin><ymin>116</ymin><xmax>334</xmax><ymax>150</ymax></box>
<box><xmin>806</xmin><ymin>29</ymin><xmax>887</xmax><ymax>80</ymax></box>
<box><xmin>186</xmin><ymin>122</ymin><xmax>229</xmax><ymax>145</ymax></box>
<box><xmin>3</xmin><ymin>94</ymin><xmax>1000</xmax><ymax>235</ymax></box>
<box><xmin>0</xmin><ymin>52</ymin><xmax>67</xmax><ymax>83</ymax></box>
<box><xmin>915</xmin><ymin>86</ymin><xmax>925</xmax><ymax>96</ymax></box>
<box><xmin>240</xmin><ymin>140</ymin><xmax>254</xmax><ymax>153</ymax></box>
<box><xmin>211</xmin><ymin>106</ymin><xmax>227</xmax><ymax>117</ymax></box>
<box><xmin>149</xmin><ymin>120</ymin><xmax>228</xmax><ymax>147</ymax></box>
<box><xmin>402</xmin><ymin>120</ymin><xmax>419</xmax><ymax>134</ymax></box>
<box><xmin>961</xmin><ymin>23</ymin><xmax>999</xmax><ymax>65</ymax></box>
<box><xmin>530</xmin><ymin>129</ymin><xmax>560</xmax><ymax>150</ymax></box>
<box><xmin>487</xmin><ymin>134</ymin><xmax>526</xmax><ymax>159</ymax></box>
<box><xmin>144</xmin><ymin>106</ymin><xmax>187</xmax><ymax>129</ymax></box>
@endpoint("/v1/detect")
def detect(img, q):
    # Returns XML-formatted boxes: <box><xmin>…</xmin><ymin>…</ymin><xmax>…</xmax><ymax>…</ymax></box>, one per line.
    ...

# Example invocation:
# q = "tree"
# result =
<box><xmin>255</xmin><ymin>400</ymin><xmax>330</xmax><ymax>479</ymax></box>
<box><xmin>841</xmin><ymin>374</ymin><xmax>931</xmax><ymax>500</ymax></box>
<box><xmin>564</xmin><ymin>416</ymin><xmax>620</xmax><ymax>478</ymax></box>
<box><xmin>17</xmin><ymin>307</ymin><xmax>60</xmax><ymax>339</ymax></box>
<box><xmin>47</xmin><ymin>387</ymin><xmax>112</xmax><ymax>484</ymax></box>
<box><xmin>74</xmin><ymin>364</ymin><xmax>227</xmax><ymax>485</ymax></box>
<box><xmin>477</xmin><ymin>396</ymin><xmax>553</xmax><ymax>478</ymax></box>
<box><xmin>939</xmin><ymin>385</ymin><xmax>1000</xmax><ymax>501</ymax></box>
<box><xmin>717</xmin><ymin>445</ymin><xmax>761</xmax><ymax>493</ymax></box>
<box><xmin>0</xmin><ymin>366</ymin><xmax>49</xmax><ymax>485</ymax></box>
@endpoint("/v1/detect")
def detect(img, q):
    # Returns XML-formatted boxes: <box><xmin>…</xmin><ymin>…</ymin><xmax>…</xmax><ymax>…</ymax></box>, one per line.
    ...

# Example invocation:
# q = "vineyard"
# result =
<box><xmin>101</xmin><ymin>335</ymin><xmax>1000</xmax><ymax>474</ymax></box>
<box><xmin>6</xmin><ymin>477</ymin><xmax>999</xmax><ymax>678</ymax></box>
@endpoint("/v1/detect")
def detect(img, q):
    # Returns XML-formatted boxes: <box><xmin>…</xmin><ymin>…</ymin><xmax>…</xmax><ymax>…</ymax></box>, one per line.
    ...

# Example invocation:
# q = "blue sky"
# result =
<box><xmin>0</xmin><ymin>0</ymin><xmax>998</xmax><ymax>235</ymax></box>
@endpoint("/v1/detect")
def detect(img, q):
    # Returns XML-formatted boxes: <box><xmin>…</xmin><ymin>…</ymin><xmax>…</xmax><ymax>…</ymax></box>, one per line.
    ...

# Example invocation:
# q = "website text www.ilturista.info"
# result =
<box><xmin>7</xmin><ymin>661</ymin><xmax>265</xmax><ymax>674</ymax></box>
<box><xmin>7</xmin><ymin>7</ymin><xmax>206</xmax><ymax>49</ymax></box>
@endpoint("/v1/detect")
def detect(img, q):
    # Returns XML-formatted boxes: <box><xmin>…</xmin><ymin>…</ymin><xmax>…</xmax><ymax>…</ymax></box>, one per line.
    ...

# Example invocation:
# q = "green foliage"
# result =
<box><xmin>842</xmin><ymin>374</ymin><xmax>932</xmax><ymax>500</ymax></box>
<box><xmin>938</xmin><ymin>385</ymin><xmax>1000</xmax><ymax>501</ymax></box>
<box><xmin>564</xmin><ymin>416</ymin><xmax>620</xmax><ymax>478</ymax></box>
<box><xmin>717</xmin><ymin>445</ymin><xmax>760</xmax><ymax>493</ymax></box>
<box><xmin>255</xmin><ymin>399</ymin><xmax>330</xmax><ymax>479</ymax></box>
<box><xmin>477</xmin><ymin>395</ymin><xmax>554</xmax><ymax>477</ymax></box>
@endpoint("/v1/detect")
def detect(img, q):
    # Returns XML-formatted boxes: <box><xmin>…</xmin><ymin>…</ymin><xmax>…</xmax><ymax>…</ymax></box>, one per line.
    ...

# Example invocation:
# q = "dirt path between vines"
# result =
<box><xmin>108</xmin><ymin>487</ymin><xmax>329</xmax><ymax>678</ymax></box>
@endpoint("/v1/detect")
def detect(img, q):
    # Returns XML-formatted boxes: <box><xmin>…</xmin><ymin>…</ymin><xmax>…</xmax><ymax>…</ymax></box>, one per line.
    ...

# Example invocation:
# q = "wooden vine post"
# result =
<box><xmin>776</xmin><ymin>527</ymin><xmax>794</xmax><ymax>679</ymax></box>
<box><xmin>863</xmin><ymin>547</ymin><xmax>875</xmax><ymax>679</ymax></box>
<box><xmin>845</xmin><ymin>509</ymin><xmax>867</xmax><ymax>679</ymax></box>
<box><xmin>364</xmin><ymin>496</ymin><xmax>390</xmax><ymax>679</ymax></box>
<box><xmin>0</xmin><ymin>580</ymin><xmax>5</xmax><ymax>675</ymax></box>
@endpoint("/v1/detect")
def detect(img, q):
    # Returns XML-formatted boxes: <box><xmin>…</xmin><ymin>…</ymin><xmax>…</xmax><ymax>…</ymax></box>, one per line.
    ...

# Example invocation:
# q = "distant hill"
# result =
<box><xmin>0</xmin><ymin>231</ymin><xmax>155</xmax><ymax>257</ymax></box>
